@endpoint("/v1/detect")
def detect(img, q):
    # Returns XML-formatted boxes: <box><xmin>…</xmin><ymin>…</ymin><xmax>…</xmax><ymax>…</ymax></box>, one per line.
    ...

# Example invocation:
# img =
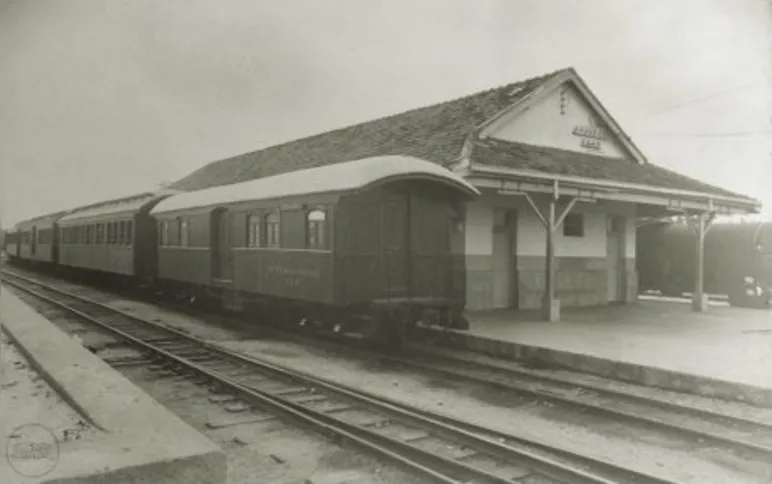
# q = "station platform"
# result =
<box><xmin>0</xmin><ymin>287</ymin><xmax>226</xmax><ymax>484</ymax></box>
<box><xmin>414</xmin><ymin>298</ymin><xmax>772</xmax><ymax>407</ymax></box>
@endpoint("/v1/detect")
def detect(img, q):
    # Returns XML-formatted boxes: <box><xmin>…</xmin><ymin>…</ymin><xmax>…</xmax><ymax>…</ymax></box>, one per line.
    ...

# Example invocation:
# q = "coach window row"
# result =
<box><xmin>245</xmin><ymin>210</ymin><xmax>281</xmax><ymax>248</ymax></box>
<box><xmin>60</xmin><ymin>221</ymin><xmax>134</xmax><ymax>245</ymax></box>
<box><xmin>244</xmin><ymin>208</ymin><xmax>327</xmax><ymax>250</ymax></box>
<box><xmin>35</xmin><ymin>228</ymin><xmax>53</xmax><ymax>244</ymax></box>
<box><xmin>158</xmin><ymin>217</ymin><xmax>191</xmax><ymax>247</ymax></box>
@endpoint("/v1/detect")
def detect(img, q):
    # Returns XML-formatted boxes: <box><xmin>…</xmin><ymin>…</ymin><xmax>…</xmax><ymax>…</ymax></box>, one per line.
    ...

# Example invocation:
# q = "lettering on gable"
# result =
<box><xmin>487</xmin><ymin>84</ymin><xmax>628</xmax><ymax>159</ymax></box>
<box><xmin>571</xmin><ymin>115</ymin><xmax>608</xmax><ymax>153</ymax></box>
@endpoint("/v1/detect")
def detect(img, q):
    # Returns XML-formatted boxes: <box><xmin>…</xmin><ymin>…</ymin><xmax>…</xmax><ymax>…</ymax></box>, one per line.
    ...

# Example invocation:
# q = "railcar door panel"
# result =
<box><xmin>409</xmin><ymin>195</ymin><xmax>452</xmax><ymax>299</ymax></box>
<box><xmin>212</xmin><ymin>209</ymin><xmax>233</xmax><ymax>281</ymax></box>
<box><xmin>380</xmin><ymin>196</ymin><xmax>409</xmax><ymax>299</ymax></box>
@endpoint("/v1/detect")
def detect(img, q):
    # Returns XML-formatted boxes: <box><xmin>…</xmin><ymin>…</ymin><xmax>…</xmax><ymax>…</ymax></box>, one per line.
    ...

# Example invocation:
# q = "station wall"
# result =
<box><xmin>462</xmin><ymin>194</ymin><xmax>637</xmax><ymax>311</ymax></box>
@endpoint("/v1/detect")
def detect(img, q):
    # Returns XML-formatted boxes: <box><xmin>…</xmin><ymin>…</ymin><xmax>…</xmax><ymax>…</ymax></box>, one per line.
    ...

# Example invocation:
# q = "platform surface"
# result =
<box><xmin>461</xmin><ymin>298</ymin><xmax>772</xmax><ymax>390</ymax></box>
<box><xmin>0</xmin><ymin>286</ymin><xmax>226</xmax><ymax>484</ymax></box>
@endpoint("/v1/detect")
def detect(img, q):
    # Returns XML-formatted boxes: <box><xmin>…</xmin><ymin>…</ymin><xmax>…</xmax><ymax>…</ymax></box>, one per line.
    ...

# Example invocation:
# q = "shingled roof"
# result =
<box><xmin>170</xmin><ymin>68</ymin><xmax>749</xmax><ymax>201</ymax></box>
<box><xmin>470</xmin><ymin>138</ymin><xmax>743</xmax><ymax>197</ymax></box>
<box><xmin>170</xmin><ymin>69</ymin><xmax>558</xmax><ymax>190</ymax></box>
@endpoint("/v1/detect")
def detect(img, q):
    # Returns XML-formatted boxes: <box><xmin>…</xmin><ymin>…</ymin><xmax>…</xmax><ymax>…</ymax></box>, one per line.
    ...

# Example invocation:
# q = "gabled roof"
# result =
<box><xmin>153</xmin><ymin>156</ymin><xmax>479</xmax><ymax>215</ymax></box>
<box><xmin>170</xmin><ymin>67</ymin><xmax>752</xmax><ymax>203</ymax></box>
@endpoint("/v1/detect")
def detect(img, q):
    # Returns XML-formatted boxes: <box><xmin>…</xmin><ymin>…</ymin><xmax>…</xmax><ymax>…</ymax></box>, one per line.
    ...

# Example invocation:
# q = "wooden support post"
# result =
<box><xmin>523</xmin><ymin>182</ymin><xmax>577</xmax><ymax>322</ymax></box>
<box><xmin>544</xmin><ymin>199</ymin><xmax>559</xmax><ymax>321</ymax></box>
<box><xmin>689</xmin><ymin>211</ymin><xmax>715</xmax><ymax>312</ymax></box>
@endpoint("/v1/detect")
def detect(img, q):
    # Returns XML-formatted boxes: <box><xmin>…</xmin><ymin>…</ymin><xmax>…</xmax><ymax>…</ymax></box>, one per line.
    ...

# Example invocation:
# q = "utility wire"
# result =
<box><xmin>644</xmin><ymin>130</ymin><xmax>772</xmax><ymax>138</ymax></box>
<box><xmin>648</xmin><ymin>78</ymin><xmax>769</xmax><ymax>115</ymax></box>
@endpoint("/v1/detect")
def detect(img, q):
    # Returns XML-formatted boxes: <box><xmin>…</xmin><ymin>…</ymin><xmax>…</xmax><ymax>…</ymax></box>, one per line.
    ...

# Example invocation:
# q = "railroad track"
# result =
<box><xmin>394</xmin><ymin>344</ymin><xmax>772</xmax><ymax>460</ymax></box>
<box><xmin>141</xmin><ymin>281</ymin><xmax>772</xmax><ymax>463</ymax></box>
<box><xmin>1</xmin><ymin>270</ymin><xmax>675</xmax><ymax>484</ymax></box>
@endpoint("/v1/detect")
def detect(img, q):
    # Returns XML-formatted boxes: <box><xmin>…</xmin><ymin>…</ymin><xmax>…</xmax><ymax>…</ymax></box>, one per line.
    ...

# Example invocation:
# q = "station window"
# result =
<box><xmin>265</xmin><ymin>211</ymin><xmax>281</xmax><ymax>248</ymax></box>
<box><xmin>179</xmin><ymin>218</ymin><xmax>189</xmax><ymax>247</ymax></box>
<box><xmin>96</xmin><ymin>224</ymin><xmax>105</xmax><ymax>244</ymax></box>
<box><xmin>562</xmin><ymin>213</ymin><xmax>584</xmax><ymax>237</ymax></box>
<box><xmin>306</xmin><ymin>209</ymin><xmax>326</xmax><ymax>249</ymax></box>
<box><xmin>107</xmin><ymin>223</ymin><xmax>114</xmax><ymax>245</ymax></box>
<box><xmin>607</xmin><ymin>215</ymin><xmax>624</xmax><ymax>234</ymax></box>
<box><xmin>125</xmin><ymin>221</ymin><xmax>133</xmax><ymax>246</ymax></box>
<box><xmin>80</xmin><ymin>226</ymin><xmax>87</xmax><ymax>244</ymax></box>
<box><xmin>246</xmin><ymin>214</ymin><xmax>261</xmax><ymax>247</ymax></box>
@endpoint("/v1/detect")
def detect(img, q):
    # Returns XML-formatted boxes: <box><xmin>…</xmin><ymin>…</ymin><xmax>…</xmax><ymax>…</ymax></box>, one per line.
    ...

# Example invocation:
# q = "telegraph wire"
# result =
<box><xmin>643</xmin><ymin>129</ymin><xmax>772</xmax><ymax>138</ymax></box>
<box><xmin>648</xmin><ymin>77</ymin><xmax>770</xmax><ymax>115</ymax></box>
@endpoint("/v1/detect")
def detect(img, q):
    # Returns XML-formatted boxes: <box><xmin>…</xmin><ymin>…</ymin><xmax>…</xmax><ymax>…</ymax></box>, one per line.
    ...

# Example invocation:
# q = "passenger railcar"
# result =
<box><xmin>14</xmin><ymin>213</ymin><xmax>67</xmax><ymax>264</ymax></box>
<box><xmin>151</xmin><ymin>156</ymin><xmax>479</xmax><ymax>343</ymax></box>
<box><xmin>4</xmin><ymin>228</ymin><xmax>20</xmax><ymax>259</ymax></box>
<box><xmin>57</xmin><ymin>192</ymin><xmax>172</xmax><ymax>283</ymax></box>
<box><xmin>637</xmin><ymin>221</ymin><xmax>772</xmax><ymax>306</ymax></box>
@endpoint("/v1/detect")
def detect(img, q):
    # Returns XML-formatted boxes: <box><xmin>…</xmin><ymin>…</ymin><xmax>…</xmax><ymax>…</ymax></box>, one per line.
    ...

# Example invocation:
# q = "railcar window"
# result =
<box><xmin>265</xmin><ymin>211</ymin><xmax>281</xmax><ymax>248</ymax></box>
<box><xmin>179</xmin><ymin>218</ymin><xmax>189</xmax><ymax>247</ymax></box>
<box><xmin>160</xmin><ymin>221</ymin><xmax>169</xmax><ymax>247</ymax></box>
<box><xmin>96</xmin><ymin>224</ymin><xmax>104</xmax><ymax>244</ymax></box>
<box><xmin>306</xmin><ymin>209</ymin><xmax>326</xmax><ymax>249</ymax></box>
<box><xmin>563</xmin><ymin>213</ymin><xmax>584</xmax><ymax>237</ymax></box>
<box><xmin>126</xmin><ymin>221</ymin><xmax>133</xmax><ymax>246</ymax></box>
<box><xmin>247</xmin><ymin>214</ymin><xmax>261</xmax><ymax>247</ymax></box>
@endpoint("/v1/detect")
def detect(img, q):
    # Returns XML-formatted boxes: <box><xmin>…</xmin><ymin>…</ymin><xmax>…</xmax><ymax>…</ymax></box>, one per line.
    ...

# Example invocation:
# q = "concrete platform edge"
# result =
<box><xmin>0</xmin><ymin>288</ymin><xmax>226</xmax><ymax>484</ymax></box>
<box><xmin>414</xmin><ymin>327</ymin><xmax>772</xmax><ymax>407</ymax></box>
<box><xmin>2</xmin><ymin>325</ymin><xmax>105</xmax><ymax>431</ymax></box>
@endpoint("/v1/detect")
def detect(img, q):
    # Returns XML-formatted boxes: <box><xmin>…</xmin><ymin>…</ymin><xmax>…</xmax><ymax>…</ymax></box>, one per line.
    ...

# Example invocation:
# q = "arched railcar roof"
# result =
<box><xmin>15</xmin><ymin>211</ymin><xmax>69</xmax><ymax>230</ymax></box>
<box><xmin>151</xmin><ymin>156</ymin><xmax>480</xmax><ymax>215</ymax></box>
<box><xmin>59</xmin><ymin>191</ymin><xmax>175</xmax><ymax>225</ymax></box>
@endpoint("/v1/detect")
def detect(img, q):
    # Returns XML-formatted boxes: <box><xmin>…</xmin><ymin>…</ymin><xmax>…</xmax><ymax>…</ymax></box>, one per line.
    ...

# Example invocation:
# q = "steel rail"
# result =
<box><xmin>2</xmin><ymin>270</ymin><xmax>676</xmax><ymax>484</ymax></box>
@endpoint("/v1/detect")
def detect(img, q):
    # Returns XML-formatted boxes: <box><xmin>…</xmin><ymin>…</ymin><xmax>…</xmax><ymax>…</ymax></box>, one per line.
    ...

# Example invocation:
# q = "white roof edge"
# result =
<box><xmin>151</xmin><ymin>156</ymin><xmax>480</xmax><ymax>215</ymax></box>
<box><xmin>58</xmin><ymin>191</ymin><xmax>174</xmax><ymax>224</ymax></box>
<box><xmin>469</xmin><ymin>164</ymin><xmax>760</xmax><ymax>209</ymax></box>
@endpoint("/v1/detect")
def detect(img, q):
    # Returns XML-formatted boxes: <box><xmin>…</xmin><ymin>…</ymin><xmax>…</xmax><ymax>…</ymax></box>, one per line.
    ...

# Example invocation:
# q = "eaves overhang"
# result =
<box><xmin>466</xmin><ymin>163</ymin><xmax>761</xmax><ymax>215</ymax></box>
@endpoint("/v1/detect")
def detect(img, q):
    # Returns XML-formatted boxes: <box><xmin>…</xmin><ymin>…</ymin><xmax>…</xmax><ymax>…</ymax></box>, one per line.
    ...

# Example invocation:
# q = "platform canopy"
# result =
<box><xmin>151</xmin><ymin>155</ymin><xmax>480</xmax><ymax>215</ymax></box>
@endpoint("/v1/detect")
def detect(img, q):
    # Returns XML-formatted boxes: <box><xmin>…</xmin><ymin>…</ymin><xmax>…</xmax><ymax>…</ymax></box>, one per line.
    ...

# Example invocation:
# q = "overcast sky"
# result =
<box><xmin>1</xmin><ymin>0</ymin><xmax>770</xmax><ymax>226</ymax></box>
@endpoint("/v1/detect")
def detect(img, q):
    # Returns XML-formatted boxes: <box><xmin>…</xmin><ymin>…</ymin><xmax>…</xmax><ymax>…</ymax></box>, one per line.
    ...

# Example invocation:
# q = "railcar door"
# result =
<box><xmin>212</xmin><ymin>209</ymin><xmax>233</xmax><ymax>281</ymax></box>
<box><xmin>380</xmin><ymin>195</ymin><xmax>410</xmax><ymax>299</ymax></box>
<box><xmin>31</xmin><ymin>227</ymin><xmax>37</xmax><ymax>256</ymax></box>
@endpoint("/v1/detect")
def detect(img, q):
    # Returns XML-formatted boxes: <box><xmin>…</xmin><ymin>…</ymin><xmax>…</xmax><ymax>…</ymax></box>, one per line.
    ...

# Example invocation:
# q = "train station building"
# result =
<box><xmin>171</xmin><ymin>67</ymin><xmax>761</xmax><ymax>320</ymax></box>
